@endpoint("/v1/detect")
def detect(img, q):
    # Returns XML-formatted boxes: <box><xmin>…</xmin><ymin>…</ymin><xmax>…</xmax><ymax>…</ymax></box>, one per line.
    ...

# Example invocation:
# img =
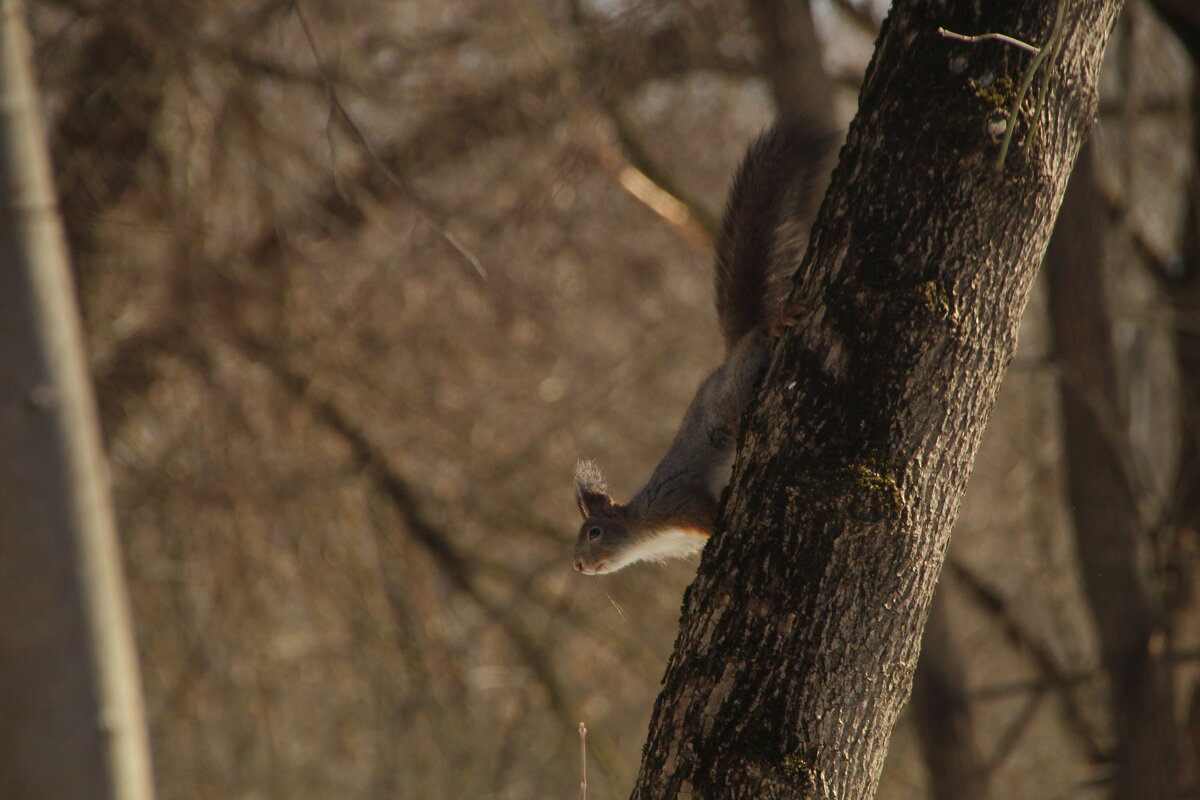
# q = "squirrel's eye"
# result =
<box><xmin>588</xmin><ymin>526</ymin><xmax>602</xmax><ymax>541</ymax></box>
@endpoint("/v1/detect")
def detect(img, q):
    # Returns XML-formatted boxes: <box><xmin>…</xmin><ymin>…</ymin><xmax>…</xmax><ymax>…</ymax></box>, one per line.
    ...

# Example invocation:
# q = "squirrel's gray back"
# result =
<box><xmin>713</xmin><ymin>120</ymin><xmax>835</xmax><ymax>351</ymax></box>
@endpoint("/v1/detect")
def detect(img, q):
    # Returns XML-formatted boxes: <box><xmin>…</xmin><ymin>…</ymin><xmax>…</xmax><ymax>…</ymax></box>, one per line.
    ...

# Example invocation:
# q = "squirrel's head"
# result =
<box><xmin>573</xmin><ymin>460</ymin><xmax>634</xmax><ymax>575</ymax></box>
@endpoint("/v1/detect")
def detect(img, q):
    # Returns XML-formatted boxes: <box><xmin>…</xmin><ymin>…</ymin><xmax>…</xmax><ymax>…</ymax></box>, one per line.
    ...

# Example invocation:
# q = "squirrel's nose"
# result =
<box><xmin>573</xmin><ymin>559</ymin><xmax>584</xmax><ymax>572</ymax></box>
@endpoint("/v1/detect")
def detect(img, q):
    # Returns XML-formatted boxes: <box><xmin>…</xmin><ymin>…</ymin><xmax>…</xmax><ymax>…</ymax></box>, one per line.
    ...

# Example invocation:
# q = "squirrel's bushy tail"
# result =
<box><xmin>713</xmin><ymin>120</ymin><xmax>834</xmax><ymax>351</ymax></box>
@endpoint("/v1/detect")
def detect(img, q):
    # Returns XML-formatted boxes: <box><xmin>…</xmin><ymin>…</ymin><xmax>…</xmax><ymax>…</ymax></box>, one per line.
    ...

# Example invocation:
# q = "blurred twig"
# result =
<box><xmin>606</xmin><ymin>106</ymin><xmax>719</xmax><ymax>239</ymax></box>
<box><xmin>227</xmin><ymin>328</ymin><xmax>629</xmax><ymax>783</ymax></box>
<box><xmin>972</xmin><ymin>646</ymin><xmax>1200</xmax><ymax>700</ymax></box>
<box><xmin>293</xmin><ymin>1</ymin><xmax>488</xmax><ymax>279</ymax></box>
<box><xmin>986</xmin><ymin>688</ymin><xmax>1050</xmax><ymax>773</ymax></box>
<box><xmin>513</xmin><ymin>0</ymin><xmax>715</xmax><ymax>254</ymax></box>
<box><xmin>475</xmin><ymin>559</ymin><xmax>666</xmax><ymax>681</ymax></box>
<box><xmin>949</xmin><ymin>559</ymin><xmax>1108</xmax><ymax>763</ymax></box>
<box><xmin>232</xmin><ymin>331</ymin><xmax>474</xmax><ymax>586</ymax></box>
<box><xmin>911</xmin><ymin>588</ymin><xmax>991</xmax><ymax>798</ymax></box>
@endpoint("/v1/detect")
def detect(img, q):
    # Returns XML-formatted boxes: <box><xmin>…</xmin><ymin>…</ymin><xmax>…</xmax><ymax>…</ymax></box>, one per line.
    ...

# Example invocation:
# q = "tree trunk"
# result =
<box><xmin>754</xmin><ymin>3</ymin><xmax>992</xmax><ymax>791</ymax></box>
<box><xmin>1045</xmin><ymin>142</ymin><xmax>1183</xmax><ymax>800</ymax></box>
<box><xmin>748</xmin><ymin>0</ymin><xmax>837</xmax><ymax>130</ymax></box>
<box><xmin>0</xmin><ymin>2</ymin><xmax>154</xmax><ymax>799</ymax></box>
<box><xmin>1137</xmin><ymin>5</ymin><xmax>1200</xmax><ymax>795</ymax></box>
<box><xmin>630</xmin><ymin>2</ymin><xmax>1124</xmax><ymax>798</ymax></box>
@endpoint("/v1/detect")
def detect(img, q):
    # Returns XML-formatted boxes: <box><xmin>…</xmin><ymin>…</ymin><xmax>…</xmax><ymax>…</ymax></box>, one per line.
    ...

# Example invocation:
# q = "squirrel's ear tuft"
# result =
<box><xmin>575</xmin><ymin>459</ymin><xmax>612</xmax><ymax>519</ymax></box>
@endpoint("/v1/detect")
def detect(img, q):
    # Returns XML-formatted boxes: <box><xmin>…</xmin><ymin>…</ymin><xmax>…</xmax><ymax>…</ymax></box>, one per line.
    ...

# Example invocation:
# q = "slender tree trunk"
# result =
<box><xmin>748</xmin><ymin>0</ymin><xmax>837</xmax><ymax>130</ymax></box>
<box><xmin>631</xmin><ymin>2</ymin><xmax>1123</xmax><ymax>798</ymax></box>
<box><xmin>0</xmin><ymin>3</ymin><xmax>154</xmax><ymax>799</ymax></box>
<box><xmin>1175</xmin><ymin>54</ymin><xmax>1200</xmax><ymax>800</ymax></box>
<box><xmin>1151</xmin><ymin>0</ymin><xmax>1200</xmax><ymax>605</ymax></box>
<box><xmin>1045</xmin><ymin>143</ymin><xmax>1183</xmax><ymax>800</ymax></box>
<box><xmin>1135</xmin><ymin>5</ymin><xmax>1200</xmax><ymax>795</ymax></box>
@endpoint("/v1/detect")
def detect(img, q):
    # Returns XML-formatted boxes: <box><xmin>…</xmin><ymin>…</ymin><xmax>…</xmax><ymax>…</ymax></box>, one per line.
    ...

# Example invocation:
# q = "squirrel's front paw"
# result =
<box><xmin>765</xmin><ymin>302</ymin><xmax>807</xmax><ymax>339</ymax></box>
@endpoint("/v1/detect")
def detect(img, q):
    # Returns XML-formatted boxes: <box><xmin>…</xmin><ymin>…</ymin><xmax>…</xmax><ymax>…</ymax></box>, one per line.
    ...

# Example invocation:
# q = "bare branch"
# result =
<box><xmin>950</xmin><ymin>559</ymin><xmax>1108</xmax><ymax>762</ymax></box>
<box><xmin>937</xmin><ymin>26</ymin><xmax>1042</xmax><ymax>54</ymax></box>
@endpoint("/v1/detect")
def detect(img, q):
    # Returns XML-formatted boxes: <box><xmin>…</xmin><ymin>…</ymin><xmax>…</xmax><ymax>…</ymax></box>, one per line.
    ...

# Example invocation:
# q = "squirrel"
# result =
<box><xmin>573</xmin><ymin>119</ymin><xmax>833</xmax><ymax>575</ymax></box>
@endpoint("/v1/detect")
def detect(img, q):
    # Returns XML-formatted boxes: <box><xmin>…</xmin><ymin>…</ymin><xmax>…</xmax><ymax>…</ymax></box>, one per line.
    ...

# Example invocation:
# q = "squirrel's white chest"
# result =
<box><xmin>613</xmin><ymin>527</ymin><xmax>708</xmax><ymax>571</ymax></box>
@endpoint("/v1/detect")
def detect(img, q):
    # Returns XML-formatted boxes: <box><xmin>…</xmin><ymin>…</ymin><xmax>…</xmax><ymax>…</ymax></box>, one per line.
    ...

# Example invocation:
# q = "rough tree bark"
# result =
<box><xmin>750</xmin><ymin>3</ymin><xmax>991</xmax><ymax>794</ymax></box>
<box><xmin>0</xmin><ymin>2</ymin><xmax>154</xmax><ymax>799</ymax></box>
<box><xmin>630</xmin><ymin>2</ymin><xmax>1124</xmax><ymax>798</ymax></box>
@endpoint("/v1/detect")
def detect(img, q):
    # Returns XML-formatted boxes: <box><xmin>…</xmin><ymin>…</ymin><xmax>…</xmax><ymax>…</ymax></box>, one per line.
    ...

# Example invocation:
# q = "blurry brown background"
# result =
<box><xmin>27</xmin><ymin>0</ymin><xmax>1200</xmax><ymax>797</ymax></box>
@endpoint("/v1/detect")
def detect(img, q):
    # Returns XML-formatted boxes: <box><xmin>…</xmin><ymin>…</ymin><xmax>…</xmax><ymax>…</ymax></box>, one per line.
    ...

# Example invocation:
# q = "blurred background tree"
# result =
<box><xmin>1</xmin><ymin>2</ymin><xmax>151</xmax><ymax>797</ymax></box>
<box><xmin>19</xmin><ymin>0</ymin><xmax>1200</xmax><ymax>797</ymax></box>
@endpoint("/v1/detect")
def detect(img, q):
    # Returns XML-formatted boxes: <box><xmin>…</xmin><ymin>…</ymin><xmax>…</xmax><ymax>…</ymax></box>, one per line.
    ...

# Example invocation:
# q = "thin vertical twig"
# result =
<box><xmin>292</xmin><ymin>1</ymin><xmax>488</xmax><ymax>279</ymax></box>
<box><xmin>994</xmin><ymin>0</ymin><xmax>1068</xmax><ymax>170</ymax></box>
<box><xmin>579</xmin><ymin>722</ymin><xmax>588</xmax><ymax>800</ymax></box>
